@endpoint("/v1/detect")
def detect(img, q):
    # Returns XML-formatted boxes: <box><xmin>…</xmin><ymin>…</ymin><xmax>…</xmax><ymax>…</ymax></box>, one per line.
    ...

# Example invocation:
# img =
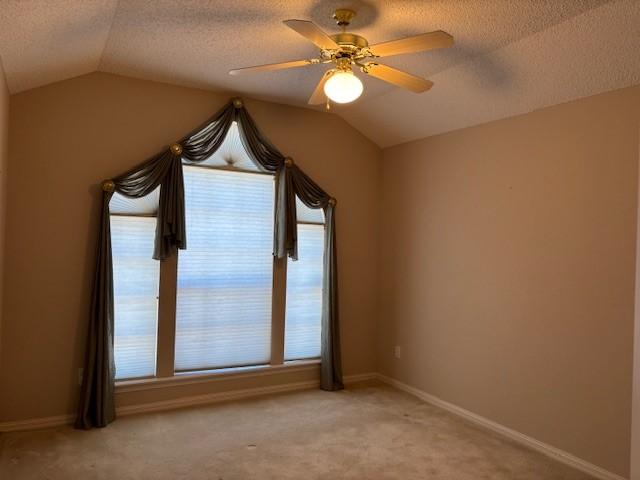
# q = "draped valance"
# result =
<box><xmin>76</xmin><ymin>98</ymin><xmax>343</xmax><ymax>429</ymax></box>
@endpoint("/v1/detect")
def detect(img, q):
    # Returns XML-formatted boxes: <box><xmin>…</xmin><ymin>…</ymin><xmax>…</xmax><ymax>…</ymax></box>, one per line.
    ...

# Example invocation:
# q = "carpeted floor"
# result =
<box><xmin>0</xmin><ymin>381</ymin><xmax>594</xmax><ymax>479</ymax></box>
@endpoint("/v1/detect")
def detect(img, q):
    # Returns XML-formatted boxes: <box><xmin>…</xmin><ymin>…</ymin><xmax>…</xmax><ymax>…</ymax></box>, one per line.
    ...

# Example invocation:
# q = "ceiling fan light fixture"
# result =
<box><xmin>323</xmin><ymin>70</ymin><xmax>363</xmax><ymax>104</ymax></box>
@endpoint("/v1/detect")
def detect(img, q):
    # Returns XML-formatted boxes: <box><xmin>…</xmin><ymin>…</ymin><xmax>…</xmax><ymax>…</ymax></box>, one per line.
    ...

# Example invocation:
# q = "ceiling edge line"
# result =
<box><xmin>0</xmin><ymin>55</ymin><xmax>11</xmax><ymax>95</ymax></box>
<box><xmin>97</xmin><ymin>0</ymin><xmax>122</xmax><ymax>71</ymax></box>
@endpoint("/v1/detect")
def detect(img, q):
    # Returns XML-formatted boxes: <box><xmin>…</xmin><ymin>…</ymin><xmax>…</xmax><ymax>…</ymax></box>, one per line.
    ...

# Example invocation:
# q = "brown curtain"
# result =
<box><xmin>76</xmin><ymin>98</ymin><xmax>342</xmax><ymax>429</ymax></box>
<box><xmin>289</xmin><ymin>164</ymin><xmax>343</xmax><ymax>390</ymax></box>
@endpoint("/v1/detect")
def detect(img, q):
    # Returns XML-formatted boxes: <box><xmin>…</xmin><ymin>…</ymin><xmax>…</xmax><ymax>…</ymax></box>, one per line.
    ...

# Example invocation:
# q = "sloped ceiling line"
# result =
<box><xmin>97</xmin><ymin>0</ymin><xmax>122</xmax><ymax>69</ymax></box>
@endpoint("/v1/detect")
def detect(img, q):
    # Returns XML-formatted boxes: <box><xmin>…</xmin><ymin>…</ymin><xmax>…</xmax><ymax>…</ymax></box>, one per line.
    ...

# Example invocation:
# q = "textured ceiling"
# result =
<box><xmin>0</xmin><ymin>0</ymin><xmax>638</xmax><ymax>147</ymax></box>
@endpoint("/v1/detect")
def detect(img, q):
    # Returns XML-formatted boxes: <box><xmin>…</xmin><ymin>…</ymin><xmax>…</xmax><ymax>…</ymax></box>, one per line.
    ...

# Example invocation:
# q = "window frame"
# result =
<box><xmin>111</xmin><ymin>161</ymin><xmax>325</xmax><ymax>384</ymax></box>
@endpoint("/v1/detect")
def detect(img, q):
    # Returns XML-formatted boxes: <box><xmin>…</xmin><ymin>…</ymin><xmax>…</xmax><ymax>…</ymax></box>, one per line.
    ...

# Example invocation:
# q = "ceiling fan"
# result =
<box><xmin>229</xmin><ymin>8</ymin><xmax>454</xmax><ymax>107</ymax></box>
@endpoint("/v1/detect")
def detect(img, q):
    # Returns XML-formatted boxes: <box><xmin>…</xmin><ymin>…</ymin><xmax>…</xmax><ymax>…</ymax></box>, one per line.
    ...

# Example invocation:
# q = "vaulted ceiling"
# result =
<box><xmin>0</xmin><ymin>0</ymin><xmax>638</xmax><ymax>147</ymax></box>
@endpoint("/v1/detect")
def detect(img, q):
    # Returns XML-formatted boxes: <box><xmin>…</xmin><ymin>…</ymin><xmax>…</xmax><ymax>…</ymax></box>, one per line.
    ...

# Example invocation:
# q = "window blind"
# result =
<box><xmin>284</xmin><ymin>223</ymin><xmax>324</xmax><ymax>360</ymax></box>
<box><xmin>295</xmin><ymin>196</ymin><xmax>325</xmax><ymax>223</ymax></box>
<box><xmin>175</xmin><ymin>166</ymin><xmax>274</xmax><ymax>371</ymax></box>
<box><xmin>111</xmin><ymin>216</ymin><xmax>160</xmax><ymax>380</ymax></box>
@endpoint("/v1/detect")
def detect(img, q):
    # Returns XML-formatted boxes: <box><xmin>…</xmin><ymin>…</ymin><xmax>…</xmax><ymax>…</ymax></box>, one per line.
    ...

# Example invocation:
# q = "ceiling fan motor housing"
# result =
<box><xmin>324</xmin><ymin>32</ymin><xmax>372</xmax><ymax>72</ymax></box>
<box><xmin>329</xmin><ymin>9</ymin><xmax>370</xmax><ymax>61</ymax></box>
<box><xmin>330</xmin><ymin>32</ymin><xmax>369</xmax><ymax>49</ymax></box>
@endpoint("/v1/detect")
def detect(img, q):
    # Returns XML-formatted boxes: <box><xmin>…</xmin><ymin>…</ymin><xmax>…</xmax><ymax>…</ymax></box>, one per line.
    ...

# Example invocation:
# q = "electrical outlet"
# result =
<box><xmin>78</xmin><ymin>368</ymin><xmax>84</xmax><ymax>386</ymax></box>
<box><xmin>394</xmin><ymin>346</ymin><xmax>402</xmax><ymax>359</ymax></box>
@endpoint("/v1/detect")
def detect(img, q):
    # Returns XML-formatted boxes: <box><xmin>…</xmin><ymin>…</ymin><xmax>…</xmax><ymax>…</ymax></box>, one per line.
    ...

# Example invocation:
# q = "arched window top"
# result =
<box><xmin>296</xmin><ymin>195</ymin><xmax>324</xmax><ymax>224</ymax></box>
<box><xmin>183</xmin><ymin>121</ymin><xmax>266</xmax><ymax>173</ymax></box>
<box><xmin>110</xmin><ymin>121</ymin><xmax>266</xmax><ymax>216</ymax></box>
<box><xmin>110</xmin><ymin>186</ymin><xmax>159</xmax><ymax>216</ymax></box>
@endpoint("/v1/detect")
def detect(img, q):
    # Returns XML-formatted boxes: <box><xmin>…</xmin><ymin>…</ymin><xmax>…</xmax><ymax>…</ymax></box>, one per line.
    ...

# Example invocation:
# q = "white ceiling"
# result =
<box><xmin>0</xmin><ymin>0</ymin><xmax>638</xmax><ymax>147</ymax></box>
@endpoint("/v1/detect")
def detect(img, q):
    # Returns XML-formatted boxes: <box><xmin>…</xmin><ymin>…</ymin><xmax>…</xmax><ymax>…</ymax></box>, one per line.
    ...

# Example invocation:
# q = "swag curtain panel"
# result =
<box><xmin>76</xmin><ymin>98</ymin><xmax>343</xmax><ymax>430</ymax></box>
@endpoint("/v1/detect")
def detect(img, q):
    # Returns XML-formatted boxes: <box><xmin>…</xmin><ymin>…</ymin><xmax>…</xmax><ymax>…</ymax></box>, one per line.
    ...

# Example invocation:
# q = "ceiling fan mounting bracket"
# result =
<box><xmin>333</xmin><ymin>8</ymin><xmax>356</xmax><ymax>27</ymax></box>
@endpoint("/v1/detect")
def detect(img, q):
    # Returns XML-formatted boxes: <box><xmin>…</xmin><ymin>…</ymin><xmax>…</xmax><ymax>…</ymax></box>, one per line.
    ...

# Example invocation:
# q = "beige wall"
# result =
<box><xmin>379</xmin><ymin>85</ymin><xmax>640</xmax><ymax>478</ymax></box>
<box><xmin>632</xmin><ymin>124</ymin><xmax>640</xmax><ymax>480</ymax></box>
<box><xmin>0</xmin><ymin>72</ymin><xmax>381</xmax><ymax>422</ymax></box>
<box><xmin>2</xmin><ymin>68</ymin><xmax>637</xmax><ymax>477</ymax></box>
<box><xmin>0</xmin><ymin>59</ymin><xmax>9</xmax><ymax>364</ymax></box>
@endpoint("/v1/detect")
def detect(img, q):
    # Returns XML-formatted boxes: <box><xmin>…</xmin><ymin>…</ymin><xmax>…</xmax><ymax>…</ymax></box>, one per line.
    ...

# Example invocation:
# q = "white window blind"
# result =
<box><xmin>295</xmin><ymin>196</ymin><xmax>324</xmax><ymax>223</ymax></box>
<box><xmin>111</xmin><ymin>216</ymin><xmax>160</xmax><ymax>380</ymax></box>
<box><xmin>175</xmin><ymin>166</ymin><xmax>274</xmax><ymax>371</ymax></box>
<box><xmin>284</xmin><ymin>223</ymin><xmax>324</xmax><ymax>360</ymax></box>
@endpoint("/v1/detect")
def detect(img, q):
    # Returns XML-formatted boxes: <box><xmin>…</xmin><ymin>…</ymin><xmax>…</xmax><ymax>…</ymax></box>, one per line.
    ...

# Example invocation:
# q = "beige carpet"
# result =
<box><xmin>1</xmin><ymin>381</ymin><xmax>594</xmax><ymax>479</ymax></box>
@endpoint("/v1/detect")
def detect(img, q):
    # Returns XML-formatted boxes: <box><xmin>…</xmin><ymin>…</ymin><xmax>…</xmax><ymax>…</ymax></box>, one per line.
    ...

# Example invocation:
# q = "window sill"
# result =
<box><xmin>115</xmin><ymin>359</ymin><xmax>321</xmax><ymax>394</ymax></box>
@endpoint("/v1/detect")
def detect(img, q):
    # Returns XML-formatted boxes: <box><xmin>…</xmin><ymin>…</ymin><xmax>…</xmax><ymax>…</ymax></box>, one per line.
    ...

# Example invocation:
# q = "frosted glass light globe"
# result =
<box><xmin>323</xmin><ymin>71</ymin><xmax>363</xmax><ymax>104</ymax></box>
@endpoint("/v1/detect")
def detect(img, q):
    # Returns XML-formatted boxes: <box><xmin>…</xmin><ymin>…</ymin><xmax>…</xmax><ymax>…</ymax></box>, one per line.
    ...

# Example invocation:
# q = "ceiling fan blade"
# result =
<box><xmin>308</xmin><ymin>70</ymin><xmax>335</xmax><ymax>105</ymax></box>
<box><xmin>362</xmin><ymin>63</ymin><xmax>433</xmax><ymax>93</ymax></box>
<box><xmin>283</xmin><ymin>19</ymin><xmax>340</xmax><ymax>50</ymax></box>
<box><xmin>370</xmin><ymin>30</ymin><xmax>453</xmax><ymax>57</ymax></box>
<box><xmin>229</xmin><ymin>59</ymin><xmax>317</xmax><ymax>75</ymax></box>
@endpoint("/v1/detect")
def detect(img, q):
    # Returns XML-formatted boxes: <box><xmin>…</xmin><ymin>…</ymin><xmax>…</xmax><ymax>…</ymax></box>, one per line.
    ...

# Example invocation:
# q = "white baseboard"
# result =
<box><xmin>0</xmin><ymin>372</ymin><xmax>375</xmax><ymax>433</ymax></box>
<box><xmin>119</xmin><ymin>372</ymin><xmax>378</xmax><ymax>417</ymax></box>
<box><xmin>1</xmin><ymin>370</ymin><xmax>625</xmax><ymax>480</ymax></box>
<box><xmin>117</xmin><ymin>379</ymin><xmax>319</xmax><ymax>416</ymax></box>
<box><xmin>0</xmin><ymin>413</ymin><xmax>76</xmax><ymax>433</ymax></box>
<box><xmin>343</xmin><ymin>372</ymin><xmax>378</xmax><ymax>383</ymax></box>
<box><xmin>0</xmin><ymin>379</ymin><xmax>321</xmax><ymax>433</ymax></box>
<box><xmin>376</xmin><ymin>374</ymin><xmax>627</xmax><ymax>480</ymax></box>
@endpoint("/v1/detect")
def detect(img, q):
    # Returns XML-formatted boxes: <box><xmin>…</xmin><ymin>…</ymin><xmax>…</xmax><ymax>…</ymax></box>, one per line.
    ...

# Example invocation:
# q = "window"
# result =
<box><xmin>110</xmin><ymin>216</ymin><xmax>160</xmax><ymax>380</ymax></box>
<box><xmin>109</xmin><ymin>124</ymin><xmax>325</xmax><ymax>381</ymax></box>
<box><xmin>284</xmin><ymin>200</ymin><xmax>325</xmax><ymax>360</ymax></box>
<box><xmin>175</xmin><ymin>166</ymin><xmax>274</xmax><ymax>371</ymax></box>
